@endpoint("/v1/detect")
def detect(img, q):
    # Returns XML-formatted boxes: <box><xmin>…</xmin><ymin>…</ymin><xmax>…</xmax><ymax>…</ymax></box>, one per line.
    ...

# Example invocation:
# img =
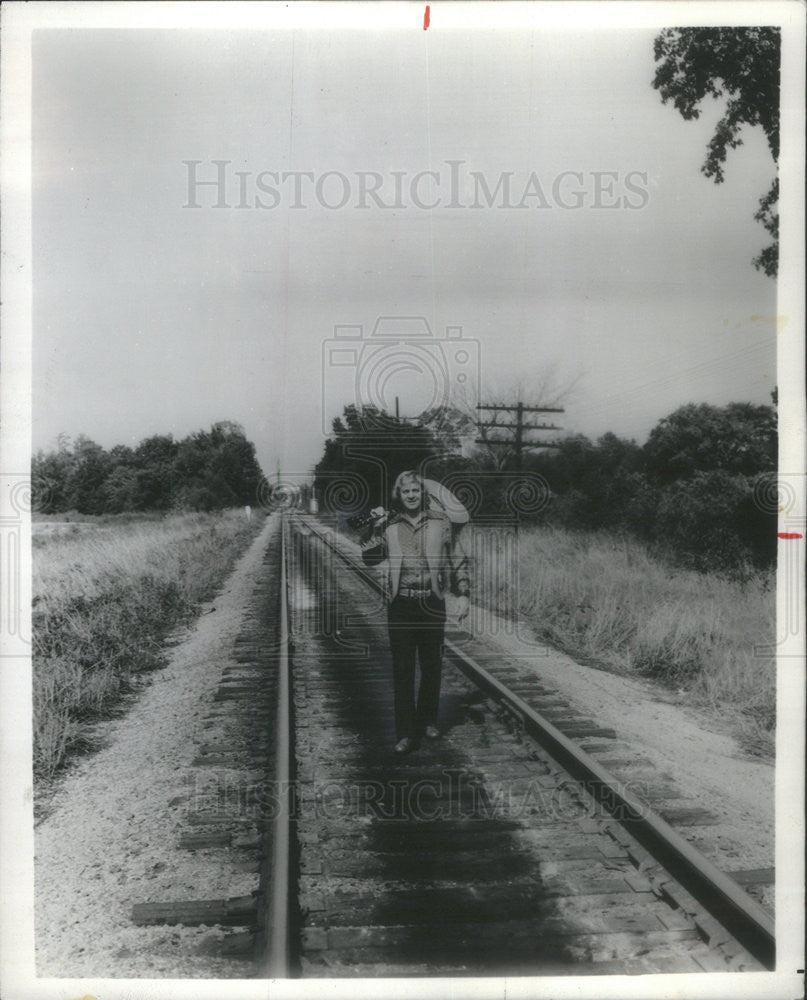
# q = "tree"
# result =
<box><xmin>208</xmin><ymin>421</ymin><xmax>263</xmax><ymax>505</ymax></box>
<box><xmin>652</xmin><ymin>27</ymin><xmax>781</xmax><ymax>275</ymax></box>
<box><xmin>135</xmin><ymin>434</ymin><xmax>176</xmax><ymax>467</ymax></box>
<box><xmin>314</xmin><ymin>405</ymin><xmax>441</xmax><ymax>514</ymax></box>
<box><xmin>417</xmin><ymin>405</ymin><xmax>477</xmax><ymax>455</ymax></box>
<box><xmin>643</xmin><ymin>402</ymin><xmax>777</xmax><ymax>483</ymax></box>
<box><xmin>530</xmin><ymin>432</ymin><xmax>647</xmax><ymax>530</ymax></box>
<box><xmin>32</xmin><ymin>437</ymin><xmax>74</xmax><ymax>513</ymax></box>
<box><xmin>32</xmin><ymin>424</ymin><xmax>265</xmax><ymax>514</ymax></box>
<box><xmin>174</xmin><ymin>423</ymin><xmax>262</xmax><ymax>510</ymax></box>
<box><xmin>134</xmin><ymin>434</ymin><xmax>176</xmax><ymax>509</ymax></box>
<box><xmin>655</xmin><ymin>470</ymin><xmax>774</xmax><ymax>572</ymax></box>
<box><xmin>65</xmin><ymin>436</ymin><xmax>112</xmax><ymax>514</ymax></box>
<box><xmin>101</xmin><ymin>466</ymin><xmax>139</xmax><ymax>513</ymax></box>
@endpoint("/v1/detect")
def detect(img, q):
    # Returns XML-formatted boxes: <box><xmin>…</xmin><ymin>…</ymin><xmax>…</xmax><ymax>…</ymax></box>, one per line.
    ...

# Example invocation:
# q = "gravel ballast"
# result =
<box><xmin>35</xmin><ymin>514</ymin><xmax>277</xmax><ymax>978</ymax></box>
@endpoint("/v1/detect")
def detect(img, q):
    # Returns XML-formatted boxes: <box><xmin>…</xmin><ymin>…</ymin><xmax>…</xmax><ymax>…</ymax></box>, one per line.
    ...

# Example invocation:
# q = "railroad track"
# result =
<box><xmin>131</xmin><ymin>511</ymin><xmax>774</xmax><ymax>976</ymax></box>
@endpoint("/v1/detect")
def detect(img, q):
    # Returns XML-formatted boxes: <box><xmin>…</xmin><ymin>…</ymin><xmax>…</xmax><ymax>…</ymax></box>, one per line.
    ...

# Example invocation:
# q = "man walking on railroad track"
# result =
<box><xmin>361</xmin><ymin>471</ymin><xmax>470</xmax><ymax>754</ymax></box>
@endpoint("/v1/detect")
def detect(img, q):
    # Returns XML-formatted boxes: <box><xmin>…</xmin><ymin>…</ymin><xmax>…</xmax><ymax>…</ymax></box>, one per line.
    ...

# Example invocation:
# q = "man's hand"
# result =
<box><xmin>368</xmin><ymin>507</ymin><xmax>388</xmax><ymax>535</ymax></box>
<box><xmin>359</xmin><ymin>507</ymin><xmax>388</xmax><ymax>548</ymax></box>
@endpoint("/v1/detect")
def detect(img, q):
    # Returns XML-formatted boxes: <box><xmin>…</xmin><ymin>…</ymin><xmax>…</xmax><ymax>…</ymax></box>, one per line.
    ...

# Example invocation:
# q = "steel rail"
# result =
<box><xmin>442</xmin><ymin>642</ymin><xmax>776</xmax><ymax>969</ymax></box>
<box><xmin>261</xmin><ymin>513</ymin><xmax>294</xmax><ymax>977</ymax></box>
<box><xmin>293</xmin><ymin>513</ymin><xmax>775</xmax><ymax>969</ymax></box>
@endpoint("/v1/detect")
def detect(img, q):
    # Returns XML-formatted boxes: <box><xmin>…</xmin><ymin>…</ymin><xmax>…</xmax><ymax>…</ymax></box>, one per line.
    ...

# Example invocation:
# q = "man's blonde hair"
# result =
<box><xmin>391</xmin><ymin>470</ymin><xmax>426</xmax><ymax>509</ymax></box>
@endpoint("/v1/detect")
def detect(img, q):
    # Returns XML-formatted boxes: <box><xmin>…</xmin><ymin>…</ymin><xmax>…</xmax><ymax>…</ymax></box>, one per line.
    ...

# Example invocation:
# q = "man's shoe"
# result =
<box><xmin>424</xmin><ymin>725</ymin><xmax>441</xmax><ymax>739</ymax></box>
<box><xmin>394</xmin><ymin>736</ymin><xmax>414</xmax><ymax>754</ymax></box>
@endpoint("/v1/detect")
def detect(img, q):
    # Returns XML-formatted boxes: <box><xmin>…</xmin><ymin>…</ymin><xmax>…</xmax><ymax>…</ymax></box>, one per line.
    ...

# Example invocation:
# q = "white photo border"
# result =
<box><xmin>1</xmin><ymin>3</ymin><xmax>804</xmax><ymax>999</ymax></box>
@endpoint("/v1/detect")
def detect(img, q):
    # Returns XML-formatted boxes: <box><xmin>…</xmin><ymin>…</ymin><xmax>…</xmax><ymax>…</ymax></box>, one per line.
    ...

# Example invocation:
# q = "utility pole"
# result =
<box><xmin>476</xmin><ymin>402</ymin><xmax>564</xmax><ymax>469</ymax></box>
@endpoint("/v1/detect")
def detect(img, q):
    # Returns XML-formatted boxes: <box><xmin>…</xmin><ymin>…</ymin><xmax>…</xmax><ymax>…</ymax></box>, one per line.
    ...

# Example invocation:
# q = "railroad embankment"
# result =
<box><xmin>33</xmin><ymin>509</ymin><xmax>264</xmax><ymax>781</ymax></box>
<box><xmin>467</xmin><ymin>523</ymin><xmax>775</xmax><ymax>758</ymax></box>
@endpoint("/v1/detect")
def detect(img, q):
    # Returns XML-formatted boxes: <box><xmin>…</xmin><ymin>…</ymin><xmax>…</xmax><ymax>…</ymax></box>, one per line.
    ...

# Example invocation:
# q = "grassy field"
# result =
<box><xmin>467</xmin><ymin>523</ymin><xmax>775</xmax><ymax>757</ymax></box>
<box><xmin>33</xmin><ymin>509</ymin><xmax>264</xmax><ymax>779</ymax></box>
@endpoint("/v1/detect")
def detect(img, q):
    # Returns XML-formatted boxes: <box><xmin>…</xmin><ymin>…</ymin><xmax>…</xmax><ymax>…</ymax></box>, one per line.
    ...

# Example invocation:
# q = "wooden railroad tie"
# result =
<box><xmin>724</xmin><ymin>868</ymin><xmax>775</xmax><ymax>887</ymax></box>
<box><xmin>131</xmin><ymin>894</ymin><xmax>258</xmax><ymax>927</ymax></box>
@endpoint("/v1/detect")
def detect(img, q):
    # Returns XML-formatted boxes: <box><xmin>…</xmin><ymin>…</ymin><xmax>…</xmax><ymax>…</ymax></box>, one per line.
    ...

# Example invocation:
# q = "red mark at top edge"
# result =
<box><xmin>424</xmin><ymin>5</ymin><xmax>430</xmax><ymax>30</ymax></box>
<box><xmin>778</xmin><ymin>532</ymin><xmax>803</xmax><ymax>540</ymax></box>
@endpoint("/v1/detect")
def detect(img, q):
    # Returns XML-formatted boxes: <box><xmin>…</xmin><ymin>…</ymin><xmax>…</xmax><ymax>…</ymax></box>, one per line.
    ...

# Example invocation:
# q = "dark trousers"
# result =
<box><xmin>387</xmin><ymin>594</ymin><xmax>446</xmax><ymax>740</ymax></box>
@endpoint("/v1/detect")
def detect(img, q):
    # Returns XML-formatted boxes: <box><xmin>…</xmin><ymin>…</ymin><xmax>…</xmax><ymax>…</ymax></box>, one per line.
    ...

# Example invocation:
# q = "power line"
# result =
<box><xmin>476</xmin><ymin>402</ymin><xmax>565</xmax><ymax>469</ymax></box>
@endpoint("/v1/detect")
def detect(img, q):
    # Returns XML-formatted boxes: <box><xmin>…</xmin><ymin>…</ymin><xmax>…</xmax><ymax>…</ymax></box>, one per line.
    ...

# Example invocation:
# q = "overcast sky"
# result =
<box><xmin>32</xmin><ymin>23</ymin><xmax>778</xmax><ymax>479</ymax></box>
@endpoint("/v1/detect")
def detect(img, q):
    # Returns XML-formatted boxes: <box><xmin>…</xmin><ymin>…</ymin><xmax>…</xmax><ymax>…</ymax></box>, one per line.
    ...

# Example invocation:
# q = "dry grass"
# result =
<box><xmin>33</xmin><ymin>510</ymin><xmax>263</xmax><ymax>778</ymax></box>
<box><xmin>468</xmin><ymin>524</ymin><xmax>776</xmax><ymax>757</ymax></box>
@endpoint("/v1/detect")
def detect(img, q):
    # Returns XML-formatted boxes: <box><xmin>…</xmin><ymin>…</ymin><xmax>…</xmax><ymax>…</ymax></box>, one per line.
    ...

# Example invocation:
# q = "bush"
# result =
<box><xmin>654</xmin><ymin>471</ymin><xmax>772</xmax><ymax>573</ymax></box>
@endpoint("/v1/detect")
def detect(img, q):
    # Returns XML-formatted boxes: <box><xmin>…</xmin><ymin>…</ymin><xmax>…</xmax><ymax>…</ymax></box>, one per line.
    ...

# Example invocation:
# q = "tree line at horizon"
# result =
<box><xmin>33</xmin><ymin>395</ymin><xmax>778</xmax><ymax>573</ymax></box>
<box><xmin>314</xmin><ymin>398</ymin><xmax>778</xmax><ymax>574</ymax></box>
<box><xmin>32</xmin><ymin>421</ymin><xmax>265</xmax><ymax>515</ymax></box>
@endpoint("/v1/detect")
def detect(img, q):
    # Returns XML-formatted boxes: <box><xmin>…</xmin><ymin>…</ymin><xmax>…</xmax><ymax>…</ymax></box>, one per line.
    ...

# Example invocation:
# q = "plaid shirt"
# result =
<box><xmin>396</xmin><ymin>511</ymin><xmax>433</xmax><ymax>590</ymax></box>
<box><xmin>362</xmin><ymin>508</ymin><xmax>470</xmax><ymax>599</ymax></box>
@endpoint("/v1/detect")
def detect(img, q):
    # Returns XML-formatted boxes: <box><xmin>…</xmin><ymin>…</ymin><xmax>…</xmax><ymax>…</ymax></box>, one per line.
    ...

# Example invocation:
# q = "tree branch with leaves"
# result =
<box><xmin>652</xmin><ymin>27</ymin><xmax>781</xmax><ymax>276</ymax></box>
